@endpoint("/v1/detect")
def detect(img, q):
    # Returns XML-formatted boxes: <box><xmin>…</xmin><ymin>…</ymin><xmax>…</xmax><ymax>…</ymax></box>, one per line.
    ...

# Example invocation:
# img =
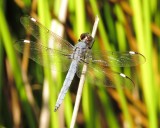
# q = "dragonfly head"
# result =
<box><xmin>79</xmin><ymin>33</ymin><xmax>94</xmax><ymax>49</ymax></box>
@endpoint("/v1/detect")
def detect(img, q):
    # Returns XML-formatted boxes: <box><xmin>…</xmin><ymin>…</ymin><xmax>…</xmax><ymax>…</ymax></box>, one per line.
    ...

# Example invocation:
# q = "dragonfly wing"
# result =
<box><xmin>76</xmin><ymin>59</ymin><xmax>135</xmax><ymax>89</ymax></box>
<box><xmin>87</xmin><ymin>66</ymin><xmax>134</xmax><ymax>90</ymax></box>
<box><xmin>14</xmin><ymin>40</ymin><xmax>72</xmax><ymax>72</ymax></box>
<box><xmin>90</xmin><ymin>51</ymin><xmax>146</xmax><ymax>67</ymax></box>
<box><xmin>83</xmin><ymin>50</ymin><xmax>144</xmax><ymax>89</ymax></box>
<box><xmin>20</xmin><ymin>16</ymin><xmax>74</xmax><ymax>54</ymax></box>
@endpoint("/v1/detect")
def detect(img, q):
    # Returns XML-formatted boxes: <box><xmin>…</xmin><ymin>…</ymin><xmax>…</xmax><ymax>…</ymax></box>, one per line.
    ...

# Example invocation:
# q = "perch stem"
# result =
<box><xmin>70</xmin><ymin>16</ymin><xmax>99</xmax><ymax>128</ymax></box>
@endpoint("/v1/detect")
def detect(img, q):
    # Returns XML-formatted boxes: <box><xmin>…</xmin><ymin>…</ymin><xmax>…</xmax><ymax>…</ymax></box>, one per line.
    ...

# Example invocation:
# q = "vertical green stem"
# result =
<box><xmin>0</xmin><ymin>6</ymin><xmax>36</xmax><ymax>128</ymax></box>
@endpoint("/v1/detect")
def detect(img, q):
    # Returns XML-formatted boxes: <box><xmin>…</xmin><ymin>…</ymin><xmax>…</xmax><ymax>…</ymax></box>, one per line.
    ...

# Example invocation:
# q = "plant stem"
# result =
<box><xmin>70</xmin><ymin>16</ymin><xmax>99</xmax><ymax>128</ymax></box>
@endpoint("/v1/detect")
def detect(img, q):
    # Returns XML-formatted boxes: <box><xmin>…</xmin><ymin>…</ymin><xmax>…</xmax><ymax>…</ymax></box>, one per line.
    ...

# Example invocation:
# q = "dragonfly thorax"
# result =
<box><xmin>71</xmin><ymin>41</ymin><xmax>89</xmax><ymax>62</ymax></box>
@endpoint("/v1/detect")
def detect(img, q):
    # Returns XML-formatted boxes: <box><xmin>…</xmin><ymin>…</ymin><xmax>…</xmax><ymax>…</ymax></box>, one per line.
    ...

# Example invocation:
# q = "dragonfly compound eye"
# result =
<box><xmin>80</xmin><ymin>33</ymin><xmax>90</xmax><ymax>40</ymax></box>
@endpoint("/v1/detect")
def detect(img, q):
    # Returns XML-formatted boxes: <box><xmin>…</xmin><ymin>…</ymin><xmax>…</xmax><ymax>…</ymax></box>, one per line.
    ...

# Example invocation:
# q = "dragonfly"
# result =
<box><xmin>14</xmin><ymin>16</ymin><xmax>146</xmax><ymax>111</ymax></box>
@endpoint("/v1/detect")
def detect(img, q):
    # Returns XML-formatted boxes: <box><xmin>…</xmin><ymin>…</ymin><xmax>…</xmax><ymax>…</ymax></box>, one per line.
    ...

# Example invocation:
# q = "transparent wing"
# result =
<box><xmin>76</xmin><ymin>59</ymin><xmax>135</xmax><ymax>89</ymax></box>
<box><xmin>87</xmin><ymin>65</ymin><xmax>135</xmax><ymax>90</ymax></box>
<box><xmin>90</xmin><ymin>51</ymin><xmax>146</xmax><ymax>67</ymax></box>
<box><xmin>20</xmin><ymin>16</ymin><xmax>74</xmax><ymax>54</ymax></box>
<box><xmin>14</xmin><ymin>40</ymin><xmax>72</xmax><ymax>72</ymax></box>
<box><xmin>79</xmin><ymin>50</ymin><xmax>145</xmax><ymax>89</ymax></box>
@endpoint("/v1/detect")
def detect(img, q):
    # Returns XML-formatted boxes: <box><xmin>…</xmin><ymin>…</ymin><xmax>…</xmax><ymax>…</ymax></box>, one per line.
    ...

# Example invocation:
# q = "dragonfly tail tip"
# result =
<box><xmin>54</xmin><ymin>106</ymin><xmax>59</xmax><ymax>112</ymax></box>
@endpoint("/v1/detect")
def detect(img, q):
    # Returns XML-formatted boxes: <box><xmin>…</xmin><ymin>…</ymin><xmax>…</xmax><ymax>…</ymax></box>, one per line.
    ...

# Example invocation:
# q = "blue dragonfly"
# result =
<box><xmin>14</xmin><ymin>16</ymin><xmax>146</xmax><ymax>111</ymax></box>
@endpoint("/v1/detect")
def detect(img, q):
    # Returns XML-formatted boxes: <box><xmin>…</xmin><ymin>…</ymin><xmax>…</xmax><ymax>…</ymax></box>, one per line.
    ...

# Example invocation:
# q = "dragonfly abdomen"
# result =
<box><xmin>54</xmin><ymin>60</ymin><xmax>78</xmax><ymax>111</ymax></box>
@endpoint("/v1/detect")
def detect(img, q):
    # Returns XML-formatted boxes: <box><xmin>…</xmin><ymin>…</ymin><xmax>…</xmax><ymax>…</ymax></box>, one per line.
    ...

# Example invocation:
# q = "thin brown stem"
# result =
<box><xmin>70</xmin><ymin>16</ymin><xmax>99</xmax><ymax>128</ymax></box>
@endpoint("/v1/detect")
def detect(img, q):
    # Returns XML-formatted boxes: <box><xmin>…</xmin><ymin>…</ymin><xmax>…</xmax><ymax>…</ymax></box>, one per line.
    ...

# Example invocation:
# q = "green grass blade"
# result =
<box><xmin>0</xmin><ymin>6</ymin><xmax>36</xmax><ymax>128</ymax></box>
<box><xmin>129</xmin><ymin>0</ymin><xmax>158</xmax><ymax>127</ymax></box>
<box><xmin>37</xmin><ymin>1</ymin><xmax>60</xmax><ymax>128</ymax></box>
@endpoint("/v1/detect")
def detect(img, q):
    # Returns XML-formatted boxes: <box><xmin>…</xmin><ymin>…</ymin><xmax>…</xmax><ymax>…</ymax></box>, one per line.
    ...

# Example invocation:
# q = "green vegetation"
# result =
<box><xmin>0</xmin><ymin>0</ymin><xmax>159</xmax><ymax>127</ymax></box>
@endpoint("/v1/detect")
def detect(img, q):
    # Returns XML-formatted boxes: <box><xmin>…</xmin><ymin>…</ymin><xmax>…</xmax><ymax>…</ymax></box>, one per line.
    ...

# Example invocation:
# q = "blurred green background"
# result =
<box><xmin>0</xmin><ymin>0</ymin><xmax>160</xmax><ymax>128</ymax></box>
